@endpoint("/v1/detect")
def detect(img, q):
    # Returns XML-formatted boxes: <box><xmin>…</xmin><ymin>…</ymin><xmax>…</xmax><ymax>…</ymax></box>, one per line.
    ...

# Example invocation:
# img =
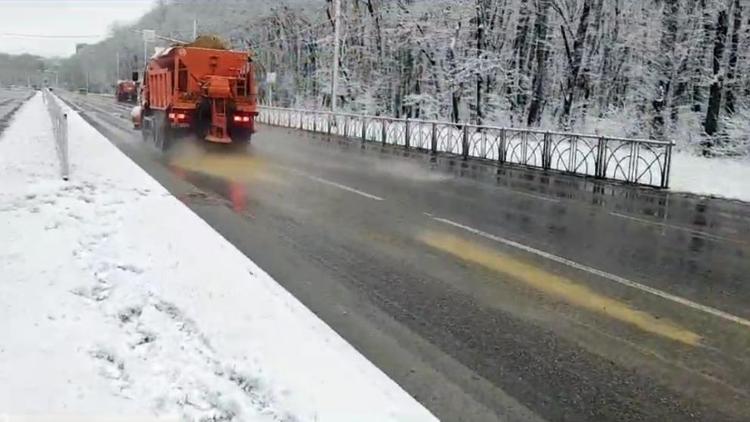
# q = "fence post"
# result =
<box><xmin>299</xmin><ymin>111</ymin><xmax>304</xmax><ymax>130</ymax></box>
<box><xmin>431</xmin><ymin>122</ymin><xmax>437</xmax><ymax>154</ymax></box>
<box><xmin>313</xmin><ymin>112</ymin><xmax>317</xmax><ymax>132</ymax></box>
<box><xmin>327</xmin><ymin>114</ymin><xmax>332</xmax><ymax>136</ymax></box>
<box><xmin>404</xmin><ymin>119</ymin><xmax>410</xmax><ymax>149</ymax></box>
<box><xmin>629</xmin><ymin>141</ymin><xmax>639</xmax><ymax>183</ymax></box>
<box><xmin>542</xmin><ymin>131</ymin><xmax>552</xmax><ymax>170</ymax></box>
<box><xmin>498</xmin><ymin>129</ymin><xmax>506</xmax><ymax>163</ymax></box>
<box><xmin>61</xmin><ymin>113</ymin><xmax>69</xmax><ymax>181</ymax></box>
<box><xmin>381</xmin><ymin>120</ymin><xmax>387</xmax><ymax>145</ymax></box>
<box><xmin>568</xmin><ymin>136</ymin><xmax>577</xmax><ymax>172</ymax></box>
<box><xmin>462</xmin><ymin>124</ymin><xmax>469</xmax><ymax>160</ymax></box>
<box><xmin>595</xmin><ymin>136</ymin><xmax>606</xmax><ymax>179</ymax></box>
<box><xmin>662</xmin><ymin>141</ymin><xmax>673</xmax><ymax>189</ymax></box>
<box><xmin>361</xmin><ymin>118</ymin><xmax>367</xmax><ymax>144</ymax></box>
<box><xmin>343</xmin><ymin>116</ymin><xmax>348</xmax><ymax>137</ymax></box>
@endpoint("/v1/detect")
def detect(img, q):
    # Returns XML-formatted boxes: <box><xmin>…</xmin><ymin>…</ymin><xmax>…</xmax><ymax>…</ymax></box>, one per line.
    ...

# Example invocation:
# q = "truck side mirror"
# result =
<box><xmin>132</xmin><ymin>71</ymin><xmax>139</xmax><ymax>82</ymax></box>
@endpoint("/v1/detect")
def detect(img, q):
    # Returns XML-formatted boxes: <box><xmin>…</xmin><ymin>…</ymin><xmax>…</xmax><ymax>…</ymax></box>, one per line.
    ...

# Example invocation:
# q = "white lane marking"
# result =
<box><xmin>432</xmin><ymin>216</ymin><xmax>750</xmax><ymax>329</ymax></box>
<box><xmin>509</xmin><ymin>189</ymin><xmax>559</xmax><ymax>203</ymax></box>
<box><xmin>610</xmin><ymin>211</ymin><xmax>742</xmax><ymax>244</ymax></box>
<box><xmin>302</xmin><ymin>173</ymin><xmax>384</xmax><ymax>201</ymax></box>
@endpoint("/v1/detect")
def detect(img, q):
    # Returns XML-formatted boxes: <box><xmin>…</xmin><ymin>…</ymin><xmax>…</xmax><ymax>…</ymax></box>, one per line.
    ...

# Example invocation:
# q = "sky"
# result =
<box><xmin>0</xmin><ymin>0</ymin><xmax>155</xmax><ymax>58</ymax></box>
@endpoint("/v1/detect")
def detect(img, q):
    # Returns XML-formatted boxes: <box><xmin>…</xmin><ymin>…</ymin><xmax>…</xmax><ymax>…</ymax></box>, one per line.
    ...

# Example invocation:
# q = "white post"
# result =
<box><xmin>331</xmin><ymin>0</ymin><xmax>340</xmax><ymax>113</ymax></box>
<box><xmin>193</xmin><ymin>18</ymin><xmax>197</xmax><ymax>40</ymax></box>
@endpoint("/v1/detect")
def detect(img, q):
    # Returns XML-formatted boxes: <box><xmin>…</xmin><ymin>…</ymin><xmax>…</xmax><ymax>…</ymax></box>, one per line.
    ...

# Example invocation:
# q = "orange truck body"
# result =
<box><xmin>140</xmin><ymin>45</ymin><xmax>258</xmax><ymax>144</ymax></box>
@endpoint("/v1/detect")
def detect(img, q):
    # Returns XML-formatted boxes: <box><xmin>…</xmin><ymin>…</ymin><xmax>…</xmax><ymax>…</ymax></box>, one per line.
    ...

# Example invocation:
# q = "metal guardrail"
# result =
<box><xmin>257</xmin><ymin>106</ymin><xmax>674</xmax><ymax>188</ymax></box>
<box><xmin>42</xmin><ymin>89</ymin><xmax>69</xmax><ymax>180</ymax></box>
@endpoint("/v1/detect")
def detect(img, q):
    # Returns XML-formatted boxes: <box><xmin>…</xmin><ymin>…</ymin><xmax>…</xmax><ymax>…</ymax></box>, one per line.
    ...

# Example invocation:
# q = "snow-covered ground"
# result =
<box><xmin>0</xmin><ymin>93</ymin><xmax>437</xmax><ymax>421</ymax></box>
<box><xmin>671</xmin><ymin>152</ymin><xmax>750</xmax><ymax>202</ymax></box>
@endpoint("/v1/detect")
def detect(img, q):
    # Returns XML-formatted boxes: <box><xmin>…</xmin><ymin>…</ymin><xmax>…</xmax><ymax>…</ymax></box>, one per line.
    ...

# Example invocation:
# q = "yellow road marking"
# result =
<box><xmin>169</xmin><ymin>152</ymin><xmax>280</xmax><ymax>184</ymax></box>
<box><xmin>420</xmin><ymin>231</ymin><xmax>702</xmax><ymax>346</ymax></box>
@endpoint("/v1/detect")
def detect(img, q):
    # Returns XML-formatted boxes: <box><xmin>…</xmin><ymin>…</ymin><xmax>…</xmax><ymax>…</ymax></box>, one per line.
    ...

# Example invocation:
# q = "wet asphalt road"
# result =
<box><xmin>60</xmin><ymin>91</ymin><xmax>750</xmax><ymax>421</ymax></box>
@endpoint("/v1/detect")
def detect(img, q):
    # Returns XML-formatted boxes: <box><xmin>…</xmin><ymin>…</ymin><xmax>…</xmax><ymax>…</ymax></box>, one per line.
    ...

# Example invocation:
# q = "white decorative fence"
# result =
<box><xmin>258</xmin><ymin>106</ymin><xmax>674</xmax><ymax>188</ymax></box>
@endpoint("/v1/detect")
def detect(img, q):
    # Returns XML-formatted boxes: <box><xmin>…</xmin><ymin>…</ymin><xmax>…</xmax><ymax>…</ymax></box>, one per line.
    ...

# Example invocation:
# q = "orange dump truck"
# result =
<box><xmin>115</xmin><ymin>80</ymin><xmax>138</xmax><ymax>103</ymax></box>
<box><xmin>134</xmin><ymin>37</ymin><xmax>258</xmax><ymax>149</ymax></box>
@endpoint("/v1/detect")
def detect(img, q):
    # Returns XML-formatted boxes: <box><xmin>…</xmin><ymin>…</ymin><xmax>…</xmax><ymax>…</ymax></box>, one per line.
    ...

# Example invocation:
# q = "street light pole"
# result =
<box><xmin>331</xmin><ymin>0</ymin><xmax>340</xmax><ymax>113</ymax></box>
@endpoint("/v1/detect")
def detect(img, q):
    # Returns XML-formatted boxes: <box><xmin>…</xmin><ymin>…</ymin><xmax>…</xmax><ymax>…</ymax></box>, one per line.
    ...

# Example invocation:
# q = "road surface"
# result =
<box><xmin>59</xmin><ymin>91</ymin><xmax>750</xmax><ymax>421</ymax></box>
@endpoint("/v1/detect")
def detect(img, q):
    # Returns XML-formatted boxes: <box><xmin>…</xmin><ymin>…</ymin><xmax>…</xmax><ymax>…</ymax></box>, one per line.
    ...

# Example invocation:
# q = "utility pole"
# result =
<box><xmin>116</xmin><ymin>52</ymin><xmax>120</xmax><ymax>80</ymax></box>
<box><xmin>193</xmin><ymin>18</ymin><xmax>197</xmax><ymax>39</ymax></box>
<box><xmin>331</xmin><ymin>0</ymin><xmax>341</xmax><ymax>112</ymax></box>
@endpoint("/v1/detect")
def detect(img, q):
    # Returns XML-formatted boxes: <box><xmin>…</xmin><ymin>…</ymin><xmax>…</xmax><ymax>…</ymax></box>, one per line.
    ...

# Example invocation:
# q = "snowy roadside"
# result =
<box><xmin>0</xmin><ymin>93</ymin><xmax>437</xmax><ymax>421</ymax></box>
<box><xmin>670</xmin><ymin>152</ymin><xmax>750</xmax><ymax>203</ymax></box>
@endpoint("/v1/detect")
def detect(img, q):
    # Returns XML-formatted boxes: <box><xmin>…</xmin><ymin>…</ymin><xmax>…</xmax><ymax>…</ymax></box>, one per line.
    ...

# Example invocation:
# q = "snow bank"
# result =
<box><xmin>670</xmin><ymin>152</ymin><xmax>750</xmax><ymax>203</ymax></box>
<box><xmin>0</xmin><ymin>93</ymin><xmax>436</xmax><ymax>421</ymax></box>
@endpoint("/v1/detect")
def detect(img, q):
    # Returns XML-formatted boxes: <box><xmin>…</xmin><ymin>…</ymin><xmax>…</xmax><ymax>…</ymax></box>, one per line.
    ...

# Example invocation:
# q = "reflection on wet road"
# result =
<box><xmin>63</xmin><ymin>91</ymin><xmax>750</xmax><ymax>421</ymax></box>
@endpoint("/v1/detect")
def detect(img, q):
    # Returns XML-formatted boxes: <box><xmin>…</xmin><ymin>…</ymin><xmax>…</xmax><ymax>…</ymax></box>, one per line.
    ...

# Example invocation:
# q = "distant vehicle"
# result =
<box><xmin>115</xmin><ymin>80</ymin><xmax>137</xmax><ymax>103</ymax></box>
<box><xmin>133</xmin><ymin>35</ymin><xmax>258</xmax><ymax>150</ymax></box>
<box><xmin>78</xmin><ymin>88</ymin><xmax>88</xmax><ymax>95</ymax></box>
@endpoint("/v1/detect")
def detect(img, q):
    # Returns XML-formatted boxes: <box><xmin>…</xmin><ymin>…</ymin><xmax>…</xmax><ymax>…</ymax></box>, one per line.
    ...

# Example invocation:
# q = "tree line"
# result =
<box><xmin>0</xmin><ymin>53</ymin><xmax>48</xmax><ymax>87</ymax></box>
